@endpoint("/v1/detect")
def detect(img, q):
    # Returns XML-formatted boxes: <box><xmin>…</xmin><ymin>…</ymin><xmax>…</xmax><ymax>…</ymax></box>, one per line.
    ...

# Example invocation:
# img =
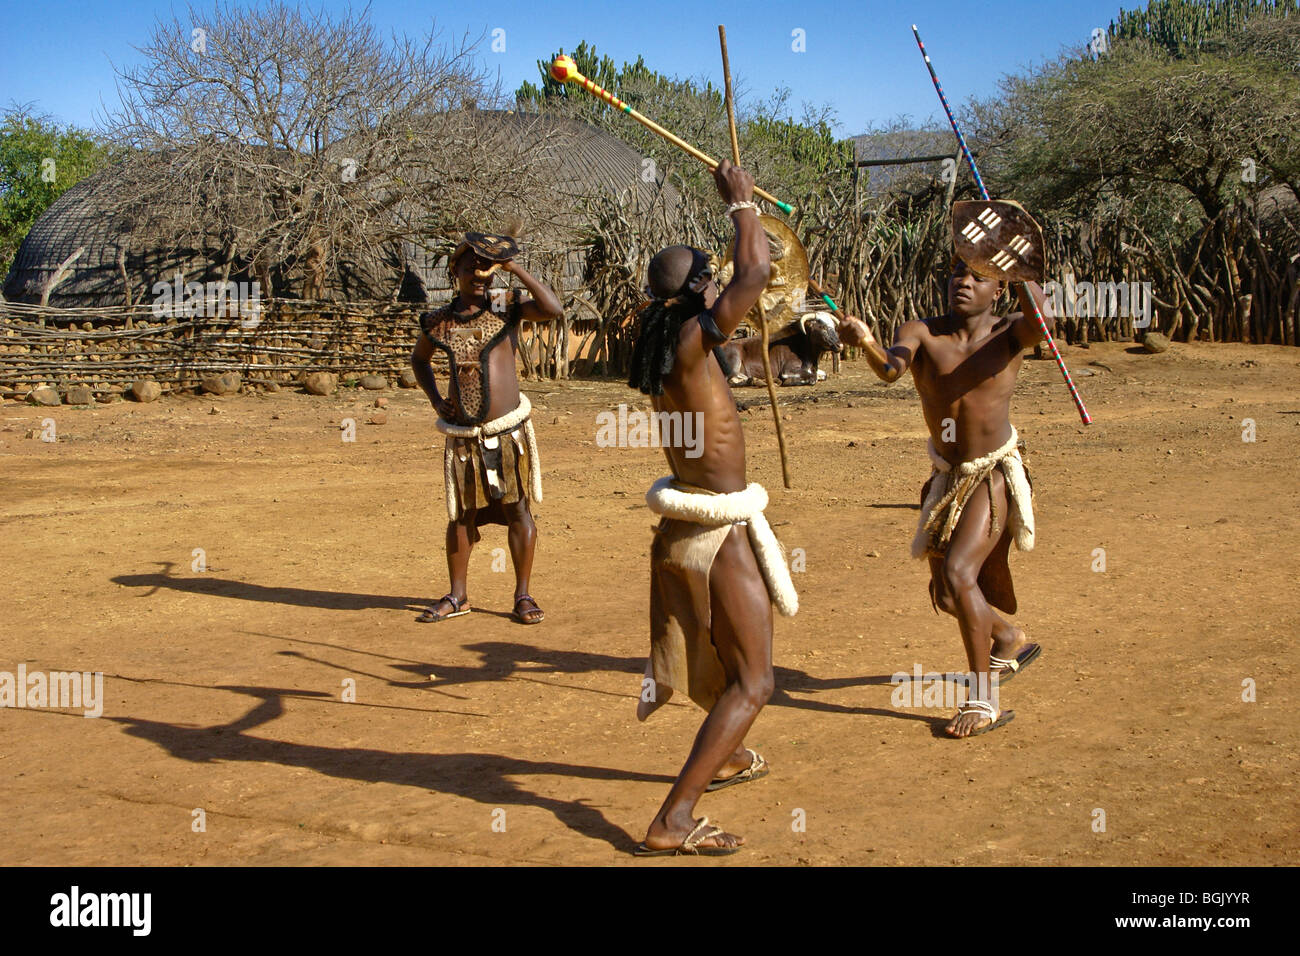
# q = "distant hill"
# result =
<box><xmin>849</xmin><ymin>128</ymin><xmax>953</xmax><ymax>194</ymax></box>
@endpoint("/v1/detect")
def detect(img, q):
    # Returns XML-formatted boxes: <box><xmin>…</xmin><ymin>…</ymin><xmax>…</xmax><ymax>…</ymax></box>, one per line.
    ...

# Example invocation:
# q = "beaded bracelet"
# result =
<box><xmin>724</xmin><ymin>201</ymin><xmax>759</xmax><ymax>218</ymax></box>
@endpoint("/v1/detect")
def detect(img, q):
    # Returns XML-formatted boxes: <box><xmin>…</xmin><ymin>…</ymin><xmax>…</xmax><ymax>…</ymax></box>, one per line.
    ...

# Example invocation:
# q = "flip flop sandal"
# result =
<box><xmin>633</xmin><ymin>817</ymin><xmax>742</xmax><ymax>857</ymax></box>
<box><xmin>990</xmin><ymin>642</ymin><xmax>1041</xmax><ymax>683</ymax></box>
<box><xmin>949</xmin><ymin>699</ymin><xmax>1015</xmax><ymax>738</ymax></box>
<box><xmin>416</xmin><ymin>594</ymin><xmax>470</xmax><ymax>623</ymax></box>
<box><xmin>706</xmin><ymin>749</ymin><xmax>770</xmax><ymax>792</ymax></box>
<box><xmin>512</xmin><ymin>594</ymin><xmax>545</xmax><ymax>625</ymax></box>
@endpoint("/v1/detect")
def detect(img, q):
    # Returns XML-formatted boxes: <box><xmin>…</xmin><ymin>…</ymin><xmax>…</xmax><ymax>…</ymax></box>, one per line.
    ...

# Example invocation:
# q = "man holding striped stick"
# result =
<box><xmin>860</xmin><ymin>245</ymin><xmax>1048</xmax><ymax>738</ymax></box>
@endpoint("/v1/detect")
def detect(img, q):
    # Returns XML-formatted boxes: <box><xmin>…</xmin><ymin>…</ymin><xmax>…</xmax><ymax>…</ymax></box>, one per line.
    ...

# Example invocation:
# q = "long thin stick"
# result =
<box><xmin>719</xmin><ymin>26</ymin><xmax>743</xmax><ymax>166</ymax></box>
<box><xmin>550</xmin><ymin>55</ymin><xmax>793</xmax><ymax>215</ymax></box>
<box><xmin>912</xmin><ymin>25</ymin><xmax>1092</xmax><ymax>425</ymax></box>
<box><xmin>719</xmin><ymin>24</ymin><xmax>791</xmax><ymax>489</ymax></box>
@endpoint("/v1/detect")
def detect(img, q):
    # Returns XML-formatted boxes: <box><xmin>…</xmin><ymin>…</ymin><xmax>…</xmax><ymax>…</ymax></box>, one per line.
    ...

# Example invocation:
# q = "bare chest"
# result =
<box><xmin>914</xmin><ymin>328</ymin><xmax>1021</xmax><ymax>401</ymax></box>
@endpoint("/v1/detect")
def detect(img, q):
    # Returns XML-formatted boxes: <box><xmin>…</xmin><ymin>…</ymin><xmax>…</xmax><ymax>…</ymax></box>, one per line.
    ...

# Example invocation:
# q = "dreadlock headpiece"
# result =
<box><xmin>627</xmin><ymin>246</ymin><xmax>713</xmax><ymax>396</ymax></box>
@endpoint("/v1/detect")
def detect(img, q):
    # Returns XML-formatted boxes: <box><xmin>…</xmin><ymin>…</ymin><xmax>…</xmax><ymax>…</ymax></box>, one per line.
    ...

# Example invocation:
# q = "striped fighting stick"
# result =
<box><xmin>550</xmin><ymin>55</ymin><xmax>794</xmax><ymax>215</ymax></box>
<box><xmin>912</xmin><ymin>26</ymin><xmax>1092</xmax><ymax>425</ymax></box>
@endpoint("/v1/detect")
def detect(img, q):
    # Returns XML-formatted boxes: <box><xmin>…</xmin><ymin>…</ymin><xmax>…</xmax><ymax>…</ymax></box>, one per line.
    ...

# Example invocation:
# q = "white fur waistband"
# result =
<box><xmin>645</xmin><ymin>477</ymin><xmax>768</xmax><ymax>524</ymax></box>
<box><xmin>927</xmin><ymin>427</ymin><xmax>1020</xmax><ymax>474</ymax></box>
<box><xmin>646</xmin><ymin>477</ymin><xmax>797</xmax><ymax>616</ymax></box>
<box><xmin>913</xmin><ymin>426</ymin><xmax>1034</xmax><ymax>557</ymax></box>
<box><xmin>437</xmin><ymin>393</ymin><xmax>531</xmax><ymax>438</ymax></box>
<box><xmin>438</xmin><ymin>394</ymin><xmax>542</xmax><ymax>519</ymax></box>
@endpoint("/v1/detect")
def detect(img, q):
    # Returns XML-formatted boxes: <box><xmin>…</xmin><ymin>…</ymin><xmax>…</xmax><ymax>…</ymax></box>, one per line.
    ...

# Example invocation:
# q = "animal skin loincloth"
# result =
<box><xmin>913</xmin><ymin>427</ymin><xmax>1034</xmax><ymax>615</ymax></box>
<box><xmin>436</xmin><ymin>394</ymin><xmax>543</xmax><ymax>526</ymax></box>
<box><xmin>637</xmin><ymin>478</ymin><xmax>797</xmax><ymax>721</ymax></box>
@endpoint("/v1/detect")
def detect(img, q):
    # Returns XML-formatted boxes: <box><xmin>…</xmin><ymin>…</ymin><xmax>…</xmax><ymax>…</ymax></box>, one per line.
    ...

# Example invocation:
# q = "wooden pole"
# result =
<box><xmin>719</xmin><ymin>27</ymin><xmax>742</xmax><ymax>166</ymax></box>
<box><xmin>719</xmin><ymin>24</ymin><xmax>791</xmax><ymax>489</ymax></box>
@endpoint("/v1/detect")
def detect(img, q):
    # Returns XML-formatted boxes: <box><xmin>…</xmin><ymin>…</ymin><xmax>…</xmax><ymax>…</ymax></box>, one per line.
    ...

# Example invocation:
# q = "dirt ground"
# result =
<box><xmin>1</xmin><ymin>340</ymin><xmax>1297</xmax><ymax>866</ymax></box>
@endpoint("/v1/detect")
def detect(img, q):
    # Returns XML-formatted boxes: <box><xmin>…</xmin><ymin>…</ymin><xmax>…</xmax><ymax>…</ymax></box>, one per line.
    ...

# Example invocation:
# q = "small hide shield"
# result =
<box><xmin>952</xmin><ymin>200</ymin><xmax>1045</xmax><ymax>283</ymax></box>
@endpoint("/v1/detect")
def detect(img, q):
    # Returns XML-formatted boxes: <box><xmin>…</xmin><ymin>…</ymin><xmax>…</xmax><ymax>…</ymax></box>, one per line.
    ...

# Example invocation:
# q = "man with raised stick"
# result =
<box><xmin>630</xmin><ymin>159</ymin><xmax>799</xmax><ymax>857</ymax></box>
<box><xmin>410</xmin><ymin>232</ymin><xmax>563</xmax><ymax>626</ymax></box>
<box><xmin>859</xmin><ymin>200</ymin><xmax>1049</xmax><ymax>738</ymax></box>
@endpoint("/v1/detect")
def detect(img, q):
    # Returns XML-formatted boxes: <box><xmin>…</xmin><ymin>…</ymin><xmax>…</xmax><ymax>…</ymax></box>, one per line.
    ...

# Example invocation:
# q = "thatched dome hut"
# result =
<box><xmin>3</xmin><ymin>111</ymin><xmax>679</xmax><ymax>308</ymax></box>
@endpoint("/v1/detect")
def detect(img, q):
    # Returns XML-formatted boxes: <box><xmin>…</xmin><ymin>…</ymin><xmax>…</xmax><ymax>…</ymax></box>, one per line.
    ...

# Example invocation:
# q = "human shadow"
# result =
<box><xmin>111</xmin><ymin>563</ymin><xmax>422</xmax><ymax>612</ymax></box>
<box><xmin>107</xmin><ymin>682</ymin><xmax>669</xmax><ymax>852</ymax></box>
<box><xmin>770</xmin><ymin>666</ymin><xmax>936</xmax><ymax>722</ymax></box>
<box><xmin>374</xmin><ymin>638</ymin><xmax>929</xmax><ymax>723</ymax></box>
<box><xmin>396</xmin><ymin>641</ymin><xmax>646</xmax><ymax>690</ymax></box>
<box><xmin>259</xmin><ymin>631</ymin><xmax>933</xmax><ymax>724</ymax></box>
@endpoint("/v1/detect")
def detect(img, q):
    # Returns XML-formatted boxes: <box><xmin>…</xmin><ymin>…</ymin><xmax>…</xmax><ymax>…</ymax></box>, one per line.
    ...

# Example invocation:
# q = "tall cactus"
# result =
<box><xmin>1110</xmin><ymin>0</ymin><xmax>1298</xmax><ymax>57</ymax></box>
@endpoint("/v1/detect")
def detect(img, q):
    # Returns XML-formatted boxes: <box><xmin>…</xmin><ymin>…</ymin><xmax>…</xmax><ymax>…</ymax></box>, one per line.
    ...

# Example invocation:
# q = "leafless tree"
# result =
<box><xmin>100</xmin><ymin>1</ymin><xmax>558</xmax><ymax>300</ymax></box>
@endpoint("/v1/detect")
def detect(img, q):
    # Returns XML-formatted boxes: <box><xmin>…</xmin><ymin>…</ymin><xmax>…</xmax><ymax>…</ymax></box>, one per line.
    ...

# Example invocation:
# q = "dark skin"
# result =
<box><xmin>411</xmin><ymin>251</ymin><xmax>563</xmax><ymax>624</ymax></box>
<box><xmin>861</xmin><ymin>259</ymin><xmax>1053</xmax><ymax>737</ymax></box>
<box><xmin>640</xmin><ymin>160</ymin><xmax>772</xmax><ymax>853</ymax></box>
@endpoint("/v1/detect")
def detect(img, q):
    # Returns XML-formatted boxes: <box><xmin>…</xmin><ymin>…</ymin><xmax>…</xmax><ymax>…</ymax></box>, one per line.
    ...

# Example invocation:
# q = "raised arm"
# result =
<box><xmin>862</xmin><ymin>318</ymin><xmax>926</xmax><ymax>384</ymax></box>
<box><xmin>708</xmin><ymin>161</ymin><xmax>769</xmax><ymax>341</ymax></box>
<box><xmin>1009</xmin><ymin>281</ymin><xmax>1055</xmax><ymax>351</ymax></box>
<box><xmin>502</xmin><ymin>260</ymin><xmax>564</xmax><ymax>324</ymax></box>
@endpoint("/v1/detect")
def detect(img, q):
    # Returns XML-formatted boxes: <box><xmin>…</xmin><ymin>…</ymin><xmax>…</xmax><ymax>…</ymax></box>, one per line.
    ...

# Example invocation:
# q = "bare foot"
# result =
<box><xmin>512</xmin><ymin>593</ymin><xmax>544</xmax><ymax>625</ymax></box>
<box><xmin>707</xmin><ymin>747</ymin><xmax>770</xmax><ymax>791</ymax></box>
<box><xmin>990</xmin><ymin>629</ymin><xmax>1041</xmax><ymax>682</ymax></box>
<box><xmin>945</xmin><ymin>701</ymin><xmax>1013</xmax><ymax>738</ymax></box>
<box><xmin>714</xmin><ymin>745</ymin><xmax>756</xmax><ymax>781</ymax></box>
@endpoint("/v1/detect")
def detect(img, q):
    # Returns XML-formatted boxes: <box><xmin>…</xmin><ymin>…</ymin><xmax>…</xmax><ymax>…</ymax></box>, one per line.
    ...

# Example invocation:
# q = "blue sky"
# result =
<box><xmin>1</xmin><ymin>0</ymin><xmax>1132</xmax><ymax>136</ymax></box>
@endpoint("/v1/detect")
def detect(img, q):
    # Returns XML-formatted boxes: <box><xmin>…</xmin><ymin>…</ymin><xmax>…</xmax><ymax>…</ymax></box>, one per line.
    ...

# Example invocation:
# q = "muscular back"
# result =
<box><xmin>657</xmin><ymin>317</ymin><xmax>748</xmax><ymax>493</ymax></box>
<box><xmin>910</xmin><ymin>314</ymin><xmax>1024</xmax><ymax>464</ymax></box>
<box><xmin>640</xmin><ymin>161</ymin><xmax>768</xmax><ymax>491</ymax></box>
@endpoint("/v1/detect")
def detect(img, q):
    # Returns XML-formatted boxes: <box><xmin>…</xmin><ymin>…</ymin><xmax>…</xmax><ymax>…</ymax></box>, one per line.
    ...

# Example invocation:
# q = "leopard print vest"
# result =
<box><xmin>419</xmin><ymin>295</ymin><xmax>519</xmax><ymax>425</ymax></box>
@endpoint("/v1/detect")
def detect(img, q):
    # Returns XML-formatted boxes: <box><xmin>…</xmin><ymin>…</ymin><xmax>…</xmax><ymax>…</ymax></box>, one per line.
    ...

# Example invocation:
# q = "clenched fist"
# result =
<box><xmin>713</xmin><ymin>159</ymin><xmax>754</xmax><ymax>206</ymax></box>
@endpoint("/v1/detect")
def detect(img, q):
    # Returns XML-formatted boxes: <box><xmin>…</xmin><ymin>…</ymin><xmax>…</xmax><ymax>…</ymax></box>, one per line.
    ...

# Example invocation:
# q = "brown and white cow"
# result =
<box><xmin>715</xmin><ymin>311</ymin><xmax>842</xmax><ymax>386</ymax></box>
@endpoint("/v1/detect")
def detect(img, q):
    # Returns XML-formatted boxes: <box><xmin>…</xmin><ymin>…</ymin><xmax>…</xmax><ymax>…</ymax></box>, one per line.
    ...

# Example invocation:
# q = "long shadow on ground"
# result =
<box><xmin>108</xmin><ymin>682</ymin><xmax>668</xmax><ymax>853</ymax></box>
<box><xmin>111</xmin><ymin>564</ymin><xmax>422</xmax><ymax>612</ymax></box>
<box><xmin>268</xmin><ymin>635</ymin><xmax>937</xmax><ymax>724</ymax></box>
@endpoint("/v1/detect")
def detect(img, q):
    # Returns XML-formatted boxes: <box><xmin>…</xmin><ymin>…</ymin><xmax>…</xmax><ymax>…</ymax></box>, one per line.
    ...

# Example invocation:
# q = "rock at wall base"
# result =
<box><xmin>201</xmin><ymin>372</ymin><xmax>242</xmax><ymax>395</ymax></box>
<box><xmin>1142</xmin><ymin>331</ymin><xmax>1171</xmax><ymax>353</ymax></box>
<box><xmin>304</xmin><ymin>372</ymin><xmax>338</xmax><ymax>396</ymax></box>
<box><xmin>64</xmin><ymin>385</ymin><xmax>95</xmax><ymax>405</ymax></box>
<box><xmin>130</xmin><ymin>380</ymin><xmax>163</xmax><ymax>403</ymax></box>
<box><xmin>27</xmin><ymin>386</ymin><xmax>61</xmax><ymax>407</ymax></box>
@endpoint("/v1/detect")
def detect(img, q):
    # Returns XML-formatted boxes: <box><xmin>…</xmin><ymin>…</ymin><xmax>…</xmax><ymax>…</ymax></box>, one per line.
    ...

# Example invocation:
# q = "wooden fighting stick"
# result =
<box><xmin>719</xmin><ymin>24</ymin><xmax>791</xmax><ymax>489</ymax></box>
<box><xmin>550</xmin><ymin>54</ymin><xmax>794</xmax><ymax>216</ymax></box>
<box><xmin>807</xmin><ymin>276</ymin><xmax>842</xmax><ymax>315</ymax></box>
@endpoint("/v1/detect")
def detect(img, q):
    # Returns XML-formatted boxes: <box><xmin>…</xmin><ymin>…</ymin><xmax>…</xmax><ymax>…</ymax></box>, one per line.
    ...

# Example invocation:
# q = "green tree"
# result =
<box><xmin>516</xmin><ymin>41</ymin><xmax>852</xmax><ymax>219</ymax></box>
<box><xmin>1110</xmin><ymin>0</ymin><xmax>1298</xmax><ymax>57</ymax></box>
<box><xmin>976</xmin><ymin>2</ymin><xmax>1299</xmax><ymax>226</ymax></box>
<box><xmin>0</xmin><ymin>107</ymin><xmax>111</xmax><ymax>280</ymax></box>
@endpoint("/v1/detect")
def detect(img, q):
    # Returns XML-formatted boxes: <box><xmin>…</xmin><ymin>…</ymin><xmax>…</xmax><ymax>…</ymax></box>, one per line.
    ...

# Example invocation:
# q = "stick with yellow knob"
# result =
<box><xmin>550</xmin><ymin>54</ymin><xmax>794</xmax><ymax>215</ymax></box>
